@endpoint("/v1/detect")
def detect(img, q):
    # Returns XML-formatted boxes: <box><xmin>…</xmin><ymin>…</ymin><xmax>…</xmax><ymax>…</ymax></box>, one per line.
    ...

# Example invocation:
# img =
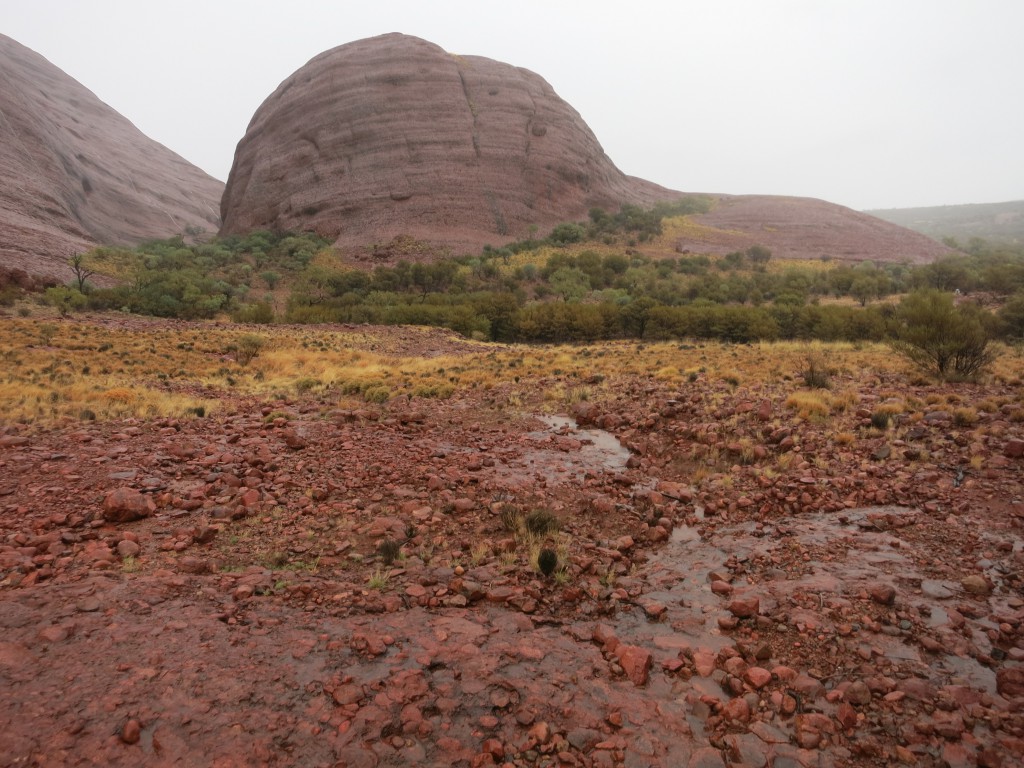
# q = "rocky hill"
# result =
<box><xmin>220</xmin><ymin>34</ymin><xmax>692</xmax><ymax>253</ymax></box>
<box><xmin>676</xmin><ymin>195</ymin><xmax>953</xmax><ymax>264</ymax></box>
<box><xmin>0</xmin><ymin>34</ymin><xmax>223</xmax><ymax>282</ymax></box>
<box><xmin>222</xmin><ymin>33</ymin><xmax>951</xmax><ymax>265</ymax></box>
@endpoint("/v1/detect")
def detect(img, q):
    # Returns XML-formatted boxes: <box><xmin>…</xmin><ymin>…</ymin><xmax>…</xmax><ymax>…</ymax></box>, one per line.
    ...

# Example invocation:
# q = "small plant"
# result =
<box><xmin>377</xmin><ymin>539</ymin><xmax>401</xmax><ymax>565</ymax></box>
<box><xmin>537</xmin><ymin>548</ymin><xmax>558</xmax><ymax>577</ymax></box>
<box><xmin>801</xmin><ymin>351</ymin><xmax>831</xmax><ymax>389</ymax></box>
<box><xmin>524</xmin><ymin>508</ymin><xmax>560</xmax><ymax>536</ymax></box>
<box><xmin>470</xmin><ymin>543</ymin><xmax>491</xmax><ymax>566</ymax></box>
<box><xmin>121</xmin><ymin>555</ymin><xmax>138</xmax><ymax>573</ymax></box>
<box><xmin>870</xmin><ymin>410</ymin><xmax>891</xmax><ymax>430</ymax></box>
<box><xmin>367</xmin><ymin>568</ymin><xmax>392</xmax><ymax>590</ymax></box>
<box><xmin>599</xmin><ymin>565</ymin><xmax>617</xmax><ymax>588</ymax></box>
<box><xmin>39</xmin><ymin>323</ymin><xmax>58</xmax><ymax>345</ymax></box>
<box><xmin>233</xmin><ymin>334</ymin><xmax>265</xmax><ymax>366</ymax></box>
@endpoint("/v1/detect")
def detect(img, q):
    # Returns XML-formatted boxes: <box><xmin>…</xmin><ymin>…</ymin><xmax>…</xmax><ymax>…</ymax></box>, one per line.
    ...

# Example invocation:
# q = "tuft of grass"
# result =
<box><xmin>367</xmin><ymin>568</ymin><xmax>392</xmax><ymax>590</ymax></box>
<box><xmin>785</xmin><ymin>391</ymin><xmax>832</xmax><ymax>422</ymax></box>
<box><xmin>952</xmin><ymin>407</ymin><xmax>978</xmax><ymax>427</ymax></box>
<box><xmin>377</xmin><ymin>539</ymin><xmax>401</xmax><ymax>566</ymax></box>
<box><xmin>524</xmin><ymin>508</ymin><xmax>560</xmax><ymax>536</ymax></box>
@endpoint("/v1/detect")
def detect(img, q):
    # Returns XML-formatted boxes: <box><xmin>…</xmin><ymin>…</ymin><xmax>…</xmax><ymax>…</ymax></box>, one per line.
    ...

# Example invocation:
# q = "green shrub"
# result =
<box><xmin>889</xmin><ymin>290</ymin><xmax>998</xmax><ymax>380</ymax></box>
<box><xmin>233</xmin><ymin>334</ymin><xmax>265</xmax><ymax>366</ymax></box>
<box><xmin>363</xmin><ymin>386</ymin><xmax>391</xmax><ymax>403</ymax></box>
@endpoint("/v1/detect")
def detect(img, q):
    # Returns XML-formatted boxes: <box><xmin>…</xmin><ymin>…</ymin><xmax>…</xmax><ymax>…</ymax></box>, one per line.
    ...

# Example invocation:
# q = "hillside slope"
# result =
<box><xmin>0</xmin><ymin>34</ymin><xmax>224</xmax><ymax>281</ymax></box>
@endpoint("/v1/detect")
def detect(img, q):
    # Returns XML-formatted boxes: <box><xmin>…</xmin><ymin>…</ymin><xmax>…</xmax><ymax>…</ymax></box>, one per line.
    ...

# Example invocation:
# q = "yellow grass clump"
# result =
<box><xmin>784</xmin><ymin>391</ymin><xmax>834</xmax><ymax>422</ymax></box>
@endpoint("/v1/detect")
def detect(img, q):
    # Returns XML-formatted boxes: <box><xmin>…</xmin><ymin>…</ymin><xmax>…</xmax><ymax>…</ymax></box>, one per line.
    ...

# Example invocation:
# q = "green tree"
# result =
<box><xmin>997</xmin><ymin>292</ymin><xmax>1024</xmax><ymax>339</ymax></box>
<box><xmin>549</xmin><ymin>222</ymin><xmax>586</xmax><ymax>245</ymax></box>
<box><xmin>621</xmin><ymin>297</ymin><xmax>658</xmax><ymax>338</ymax></box>
<box><xmin>889</xmin><ymin>290</ymin><xmax>998</xmax><ymax>380</ymax></box>
<box><xmin>548</xmin><ymin>267</ymin><xmax>590</xmax><ymax>302</ymax></box>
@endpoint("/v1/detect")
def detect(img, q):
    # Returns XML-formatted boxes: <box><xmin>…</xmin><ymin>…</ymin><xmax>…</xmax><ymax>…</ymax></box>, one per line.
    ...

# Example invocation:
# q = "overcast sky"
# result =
<box><xmin>6</xmin><ymin>0</ymin><xmax>1023</xmax><ymax>211</ymax></box>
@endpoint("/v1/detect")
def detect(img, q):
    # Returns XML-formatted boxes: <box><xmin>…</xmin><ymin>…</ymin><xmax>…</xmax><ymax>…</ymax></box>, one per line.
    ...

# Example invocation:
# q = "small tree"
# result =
<box><xmin>233</xmin><ymin>334</ymin><xmax>265</xmax><ymax>366</ymax></box>
<box><xmin>746</xmin><ymin>245</ymin><xmax>772</xmax><ymax>267</ymax></box>
<box><xmin>889</xmin><ymin>290</ymin><xmax>998</xmax><ymax>380</ymax></box>
<box><xmin>69</xmin><ymin>253</ymin><xmax>95</xmax><ymax>293</ymax></box>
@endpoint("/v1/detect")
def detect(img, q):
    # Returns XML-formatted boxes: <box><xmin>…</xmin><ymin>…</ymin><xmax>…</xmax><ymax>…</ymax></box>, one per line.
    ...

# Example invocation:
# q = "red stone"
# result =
<box><xmin>616</xmin><ymin>644</ymin><xmax>652</xmax><ymax>687</ymax></box>
<box><xmin>727</xmin><ymin>596</ymin><xmax>760</xmax><ymax>618</ymax></box>
<box><xmin>102</xmin><ymin>488</ymin><xmax>155</xmax><ymax>523</ymax></box>
<box><xmin>1004</xmin><ymin>439</ymin><xmax>1024</xmax><ymax>458</ymax></box>
<box><xmin>743</xmin><ymin>666</ymin><xmax>772</xmax><ymax>689</ymax></box>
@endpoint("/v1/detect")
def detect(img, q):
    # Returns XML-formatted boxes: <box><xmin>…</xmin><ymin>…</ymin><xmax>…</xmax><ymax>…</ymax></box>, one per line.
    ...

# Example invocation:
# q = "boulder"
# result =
<box><xmin>102</xmin><ymin>488</ymin><xmax>155</xmax><ymax>523</ymax></box>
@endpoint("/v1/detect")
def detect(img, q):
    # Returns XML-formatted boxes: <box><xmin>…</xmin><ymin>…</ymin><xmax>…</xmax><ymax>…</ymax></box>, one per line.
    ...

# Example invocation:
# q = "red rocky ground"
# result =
<box><xmin>1</xmin><ymin>333</ymin><xmax>1023</xmax><ymax>767</ymax></box>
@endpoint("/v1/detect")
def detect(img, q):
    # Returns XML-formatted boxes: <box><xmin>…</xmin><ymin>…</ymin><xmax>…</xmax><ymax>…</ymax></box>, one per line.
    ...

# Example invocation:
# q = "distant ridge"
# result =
<box><xmin>866</xmin><ymin>200</ymin><xmax>1024</xmax><ymax>245</ymax></box>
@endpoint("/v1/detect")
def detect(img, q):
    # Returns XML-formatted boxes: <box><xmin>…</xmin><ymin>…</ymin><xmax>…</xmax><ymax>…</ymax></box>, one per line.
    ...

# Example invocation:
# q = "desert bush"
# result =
<box><xmin>44</xmin><ymin>286</ymin><xmax>87</xmax><ymax>316</ymax></box>
<box><xmin>524</xmin><ymin>508</ymin><xmax>560</xmax><ymax>536</ymax></box>
<box><xmin>233</xmin><ymin>334</ymin><xmax>265</xmax><ymax>366</ymax></box>
<box><xmin>800</xmin><ymin>351</ymin><xmax>831</xmax><ymax>389</ymax></box>
<box><xmin>363</xmin><ymin>385</ymin><xmax>391</xmax><ymax>403</ymax></box>
<box><xmin>233</xmin><ymin>301</ymin><xmax>275</xmax><ymax>324</ymax></box>
<box><xmin>889</xmin><ymin>290</ymin><xmax>998</xmax><ymax>380</ymax></box>
<box><xmin>377</xmin><ymin>539</ymin><xmax>401</xmax><ymax>565</ymax></box>
<box><xmin>870</xmin><ymin>411</ymin><xmax>891</xmax><ymax>430</ymax></box>
<box><xmin>537</xmin><ymin>548</ymin><xmax>558</xmax><ymax>577</ymax></box>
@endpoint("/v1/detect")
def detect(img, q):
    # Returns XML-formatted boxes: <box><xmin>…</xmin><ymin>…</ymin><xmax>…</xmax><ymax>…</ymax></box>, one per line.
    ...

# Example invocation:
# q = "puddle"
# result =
<box><xmin>612</xmin><ymin>505</ymin><xmax>1007</xmax><ymax>700</ymax></box>
<box><xmin>536</xmin><ymin>415</ymin><xmax>632</xmax><ymax>472</ymax></box>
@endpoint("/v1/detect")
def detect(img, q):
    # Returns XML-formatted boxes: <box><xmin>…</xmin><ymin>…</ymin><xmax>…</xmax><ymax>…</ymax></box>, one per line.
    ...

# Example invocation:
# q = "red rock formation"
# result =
<box><xmin>0</xmin><ymin>34</ymin><xmax>223</xmax><ymax>281</ymax></box>
<box><xmin>674</xmin><ymin>194</ymin><xmax>953</xmax><ymax>264</ymax></box>
<box><xmin>223</xmin><ymin>34</ymin><xmax>951</xmax><ymax>265</ymax></box>
<box><xmin>220</xmin><ymin>33</ymin><xmax>676</xmax><ymax>253</ymax></box>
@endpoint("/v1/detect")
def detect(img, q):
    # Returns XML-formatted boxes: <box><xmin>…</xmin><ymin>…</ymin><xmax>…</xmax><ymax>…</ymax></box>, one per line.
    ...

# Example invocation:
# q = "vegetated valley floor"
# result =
<box><xmin>1</xmin><ymin>314</ymin><xmax>1023</xmax><ymax>768</ymax></box>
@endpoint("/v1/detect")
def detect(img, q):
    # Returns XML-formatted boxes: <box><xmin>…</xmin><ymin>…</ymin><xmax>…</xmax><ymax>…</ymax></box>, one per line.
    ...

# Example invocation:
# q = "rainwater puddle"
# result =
<box><xmin>614</xmin><ymin>505</ymin><xmax>1005</xmax><ymax>698</ymax></box>
<box><xmin>536</xmin><ymin>415</ymin><xmax>632</xmax><ymax>472</ymax></box>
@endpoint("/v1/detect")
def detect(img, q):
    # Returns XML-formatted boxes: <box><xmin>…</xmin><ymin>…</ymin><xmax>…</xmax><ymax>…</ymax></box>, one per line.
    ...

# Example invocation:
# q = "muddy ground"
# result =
<box><xmin>1</xmin><ymin>331</ymin><xmax>1023</xmax><ymax>767</ymax></box>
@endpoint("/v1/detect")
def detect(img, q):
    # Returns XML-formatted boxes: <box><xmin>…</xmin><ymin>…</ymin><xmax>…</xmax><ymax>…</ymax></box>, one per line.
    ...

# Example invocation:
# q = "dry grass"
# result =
<box><xmin>784</xmin><ymin>391</ymin><xmax>833</xmax><ymax>422</ymax></box>
<box><xmin>3</xmin><ymin>315</ymin><xmax>1022</xmax><ymax>432</ymax></box>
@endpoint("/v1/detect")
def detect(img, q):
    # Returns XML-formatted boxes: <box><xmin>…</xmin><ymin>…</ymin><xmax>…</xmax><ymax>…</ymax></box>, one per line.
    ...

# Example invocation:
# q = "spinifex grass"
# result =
<box><xmin>2</xmin><ymin>314</ymin><xmax>1021</xmax><ymax>427</ymax></box>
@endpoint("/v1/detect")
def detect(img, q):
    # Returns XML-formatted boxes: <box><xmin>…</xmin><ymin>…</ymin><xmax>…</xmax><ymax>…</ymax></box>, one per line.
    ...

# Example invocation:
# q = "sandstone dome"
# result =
<box><xmin>220</xmin><ymin>33</ymin><xmax>677</xmax><ymax>252</ymax></box>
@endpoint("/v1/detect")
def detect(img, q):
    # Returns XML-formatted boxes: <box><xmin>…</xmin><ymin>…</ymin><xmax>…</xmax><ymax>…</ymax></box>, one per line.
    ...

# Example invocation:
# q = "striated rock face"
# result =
<box><xmin>0</xmin><ymin>34</ymin><xmax>223</xmax><ymax>281</ymax></box>
<box><xmin>220</xmin><ymin>33</ymin><xmax>676</xmax><ymax>253</ymax></box>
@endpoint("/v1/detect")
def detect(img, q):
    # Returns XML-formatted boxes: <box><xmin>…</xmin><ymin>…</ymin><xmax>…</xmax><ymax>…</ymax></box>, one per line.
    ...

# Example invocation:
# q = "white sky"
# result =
<box><xmin>5</xmin><ymin>0</ymin><xmax>1023</xmax><ymax>210</ymax></box>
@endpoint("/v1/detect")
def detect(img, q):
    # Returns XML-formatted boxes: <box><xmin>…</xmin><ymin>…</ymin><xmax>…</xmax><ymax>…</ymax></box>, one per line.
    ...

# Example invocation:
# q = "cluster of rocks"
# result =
<box><xmin>1</xmin><ymin>356</ymin><xmax>1023</xmax><ymax>766</ymax></box>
